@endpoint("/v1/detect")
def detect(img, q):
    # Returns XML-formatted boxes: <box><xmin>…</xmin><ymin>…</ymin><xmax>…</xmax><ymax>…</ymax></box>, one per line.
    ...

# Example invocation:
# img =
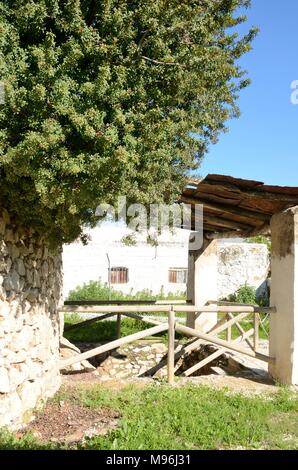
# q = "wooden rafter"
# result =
<box><xmin>180</xmin><ymin>174</ymin><xmax>298</xmax><ymax>237</ymax></box>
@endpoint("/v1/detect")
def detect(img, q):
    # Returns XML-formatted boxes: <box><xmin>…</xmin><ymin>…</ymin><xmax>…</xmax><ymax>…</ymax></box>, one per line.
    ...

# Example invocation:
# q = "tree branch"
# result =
<box><xmin>85</xmin><ymin>0</ymin><xmax>97</xmax><ymax>26</ymax></box>
<box><xmin>141</xmin><ymin>56</ymin><xmax>185</xmax><ymax>67</ymax></box>
<box><xmin>137</xmin><ymin>30</ymin><xmax>150</xmax><ymax>51</ymax></box>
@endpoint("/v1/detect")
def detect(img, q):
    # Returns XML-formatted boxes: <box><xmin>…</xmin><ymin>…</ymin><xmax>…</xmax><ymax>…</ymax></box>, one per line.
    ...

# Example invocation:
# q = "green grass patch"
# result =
<box><xmin>1</xmin><ymin>384</ymin><xmax>297</xmax><ymax>450</ymax></box>
<box><xmin>64</xmin><ymin>315</ymin><xmax>186</xmax><ymax>343</ymax></box>
<box><xmin>64</xmin><ymin>316</ymin><xmax>167</xmax><ymax>343</ymax></box>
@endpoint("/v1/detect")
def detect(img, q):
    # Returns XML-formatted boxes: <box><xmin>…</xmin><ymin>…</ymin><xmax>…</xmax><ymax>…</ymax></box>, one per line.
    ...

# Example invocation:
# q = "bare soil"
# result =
<box><xmin>21</xmin><ymin>400</ymin><xmax>119</xmax><ymax>444</ymax></box>
<box><xmin>62</xmin><ymin>370</ymin><xmax>279</xmax><ymax>395</ymax></box>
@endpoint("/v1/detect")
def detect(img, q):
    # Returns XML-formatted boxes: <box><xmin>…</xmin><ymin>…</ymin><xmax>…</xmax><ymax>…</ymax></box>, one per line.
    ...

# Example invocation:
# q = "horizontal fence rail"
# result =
<box><xmin>63</xmin><ymin>300</ymin><xmax>188</xmax><ymax>306</ymax></box>
<box><xmin>174</xmin><ymin>305</ymin><xmax>276</xmax><ymax>314</ymax></box>
<box><xmin>60</xmin><ymin>304</ymin><xmax>276</xmax><ymax>314</ymax></box>
<box><xmin>61</xmin><ymin>304</ymin><xmax>172</xmax><ymax>314</ymax></box>
<box><xmin>60</xmin><ymin>301</ymin><xmax>276</xmax><ymax>381</ymax></box>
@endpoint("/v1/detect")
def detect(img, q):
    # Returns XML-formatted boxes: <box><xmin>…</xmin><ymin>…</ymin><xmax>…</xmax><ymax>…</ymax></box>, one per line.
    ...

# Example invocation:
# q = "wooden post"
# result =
<box><xmin>254</xmin><ymin>312</ymin><xmax>259</xmax><ymax>352</ymax></box>
<box><xmin>167</xmin><ymin>307</ymin><xmax>175</xmax><ymax>384</ymax></box>
<box><xmin>226</xmin><ymin>314</ymin><xmax>232</xmax><ymax>342</ymax></box>
<box><xmin>116</xmin><ymin>313</ymin><xmax>121</xmax><ymax>339</ymax></box>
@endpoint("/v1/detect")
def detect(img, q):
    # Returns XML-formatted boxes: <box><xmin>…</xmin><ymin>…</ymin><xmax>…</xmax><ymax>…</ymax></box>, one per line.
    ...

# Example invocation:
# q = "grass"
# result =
<box><xmin>0</xmin><ymin>310</ymin><xmax>292</xmax><ymax>451</ymax></box>
<box><xmin>1</xmin><ymin>384</ymin><xmax>297</xmax><ymax>450</ymax></box>
<box><xmin>64</xmin><ymin>314</ymin><xmax>185</xmax><ymax>343</ymax></box>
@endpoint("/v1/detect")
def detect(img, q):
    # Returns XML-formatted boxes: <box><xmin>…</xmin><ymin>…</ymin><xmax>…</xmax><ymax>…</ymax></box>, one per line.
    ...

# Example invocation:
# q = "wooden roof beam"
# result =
<box><xmin>205</xmin><ymin>222</ymin><xmax>270</xmax><ymax>240</ymax></box>
<box><xmin>191</xmin><ymin>213</ymin><xmax>256</xmax><ymax>231</ymax></box>
<box><xmin>198</xmin><ymin>180</ymin><xmax>298</xmax><ymax>203</ymax></box>
<box><xmin>180</xmin><ymin>196</ymin><xmax>270</xmax><ymax>222</ymax></box>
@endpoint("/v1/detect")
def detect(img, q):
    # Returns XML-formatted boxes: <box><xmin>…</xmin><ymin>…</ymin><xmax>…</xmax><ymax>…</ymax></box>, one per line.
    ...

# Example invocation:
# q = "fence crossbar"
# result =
<box><xmin>182</xmin><ymin>328</ymin><xmax>254</xmax><ymax>377</ymax></box>
<box><xmin>64</xmin><ymin>313</ymin><xmax>116</xmax><ymax>332</ymax></box>
<box><xmin>175</xmin><ymin>324</ymin><xmax>272</xmax><ymax>363</ymax></box>
<box><xmin>59</xmin><ymin>323</ymin><xmax>168</xmax><ymax>369</ymax></box>
<box><xmin>60</xmin><ymin>302</ymin><xmax>276</xmax><ymax>378</ymax></box>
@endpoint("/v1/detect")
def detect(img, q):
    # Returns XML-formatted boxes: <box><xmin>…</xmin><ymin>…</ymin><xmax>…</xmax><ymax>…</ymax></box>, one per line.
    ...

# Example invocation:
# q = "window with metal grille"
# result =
<box><xmin>109</xmin><ymin>267</ymin><xmax>129</xmax><ymax>284</ymax></box>
<box><xmin>168</xmin><ymin>268</ymin><xmax>187</xmax><ymax>284</ymax></box>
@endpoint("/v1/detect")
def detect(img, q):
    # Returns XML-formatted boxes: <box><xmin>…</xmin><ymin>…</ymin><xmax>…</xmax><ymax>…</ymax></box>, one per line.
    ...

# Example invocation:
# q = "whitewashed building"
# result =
<box><xmin>62</xmin><ymin>222</ymin><xmax>270</xmax><ymax>300</ymax></box>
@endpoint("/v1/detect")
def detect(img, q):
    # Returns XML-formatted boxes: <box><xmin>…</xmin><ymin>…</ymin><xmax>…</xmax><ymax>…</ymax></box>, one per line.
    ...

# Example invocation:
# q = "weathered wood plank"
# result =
<box><xmin>175</xmin><ymin>324</ymin><xmax>272</xmax><ymax>363</ymax></box>
<box><xmin>122</xmin><ymin>312</ymin><xmax>163</xmax><ymax>326</ymax></box>
<box><xmin>64</xmin><ymin>300</ymin><xmax>188</xmax><ymax>306</ymax></box>
<box><xmin>116</xmin><ymin>313</ymin><xmax>121</xmax><ymax>339</ymax></box>
<box><xmin>202</xmin><ymin>215</ymin><xmax>254</xmax><ymax>230</ymax></box>
<box><xmin>227</xmin><ymin>312</ymin><xmax>254</xmax><ymax>351</ymax></box>
<box><xmin>61</xmin><ymin>305</ymin><xmax>171</xmax><ymax>313</ymax></box>
<box><xmin>174</xmin><ymin>305</ymin><xmax>276</xmax><ymax>314</ymax></box>
<box><xmin>59</xmin><ymin>324</ymin><xmax>168</xmax><ymax>368</ymax></box>
<box><xmin>180</xmin><ymin>196</ymin><xmax>270</xmax><ymax>221</ymax></box>
<box><xmin>198</xmin><ymin>180</ymin><xmax>298</xmax><ymax>203</ymax></box>
<box><xmin>64</xmin><ymin>313</ymin><xmax>116</xmax><ymax>332</ymax></box>
<box><xmin>182</xmin><ymin>328</ymin><xmax>254</xmax><ymax>377</ymax></box>
<box><xmin>226</xmin><ymin>314</ymin><xmax>232</xmax><ymax>342</ymax></box>
<box><xmin>167</xmin><ymin>309</ymin><xmax>175</xmax><ymax>384</ymax></box>
<box><xmin>254</xmin><ymin>312</ymin><xmax>260</xmax><ymax>352</ymax></box>
<box><xmin>175</xmin><ymin>313</ymin><xmax>250</xmax><ymax>361</ymax></box>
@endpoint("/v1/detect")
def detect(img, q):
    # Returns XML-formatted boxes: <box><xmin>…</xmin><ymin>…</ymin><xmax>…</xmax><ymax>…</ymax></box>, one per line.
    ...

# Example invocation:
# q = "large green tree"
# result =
<box><xmin>0</xmin><ymin>0</ymin><xmax>257</xmax><ymax>244</ymax></box>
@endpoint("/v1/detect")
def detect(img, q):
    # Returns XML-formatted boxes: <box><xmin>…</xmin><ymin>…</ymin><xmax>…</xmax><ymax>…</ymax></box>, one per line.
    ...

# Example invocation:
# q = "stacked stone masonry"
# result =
<box><xmin>71</xmin><ymin>341</ymin><xmax>258</xmax><ymax>380</ymax></box>
<box><xmin>0</xmin><ymin>209</ymin><xmax>62</xmax><ymax>429</ymax></box>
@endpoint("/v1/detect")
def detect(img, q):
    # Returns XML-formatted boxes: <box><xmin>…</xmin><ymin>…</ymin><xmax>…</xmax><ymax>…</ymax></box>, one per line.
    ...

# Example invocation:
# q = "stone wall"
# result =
<box><xmin>72</xmin><ymin>340</ymin><xmax>261</xmax><ymax>380</ymax></box>
<box><xmin>0</xmin><ymin>209</ymin><xmax>62</xmax><ymax>429</ymax></box>
<box><xmin>217</xmin><ymin>243</ymin><xmax>270</xmax><ymax>299</ymax></box>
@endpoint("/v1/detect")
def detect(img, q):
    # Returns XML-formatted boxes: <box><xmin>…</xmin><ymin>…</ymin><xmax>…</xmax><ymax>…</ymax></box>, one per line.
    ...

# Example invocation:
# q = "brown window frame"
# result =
<box><xmin>109</xmin><ymin>266</ymin><xmax>129</xmax><ymax>284</ymax></box>
<box><xmin>168</xmin><ymin>268</ymin><xmax>187</xmax><ymax>284</ymax></box>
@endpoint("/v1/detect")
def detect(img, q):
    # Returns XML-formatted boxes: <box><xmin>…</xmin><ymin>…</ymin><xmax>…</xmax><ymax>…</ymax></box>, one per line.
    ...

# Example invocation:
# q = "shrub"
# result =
<box><xmin>67</xmin><ymin>280</ymin><xmax>186</xmax><ymax>302</ymax></box>
<box><xmin>0</xmin><ymin>1</ymin><xmax>256</xmax><ymax>245</ymax></box>
<box><xmin>228</xmin><ymin>283</ymin><xmax>257</xmax><ymax>305</ymax></box>
<box><xmin>120</xmin><ymin>234</ymin><xmax>137</xmax><ymax>247</ymax></box>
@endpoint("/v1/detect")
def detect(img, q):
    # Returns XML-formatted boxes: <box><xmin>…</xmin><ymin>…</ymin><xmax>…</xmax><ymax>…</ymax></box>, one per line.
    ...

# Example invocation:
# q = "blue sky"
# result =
<box><xmin>198</xmin><ymin>0</ymin><xmax>298</xmax><ymax>186</ymax></box>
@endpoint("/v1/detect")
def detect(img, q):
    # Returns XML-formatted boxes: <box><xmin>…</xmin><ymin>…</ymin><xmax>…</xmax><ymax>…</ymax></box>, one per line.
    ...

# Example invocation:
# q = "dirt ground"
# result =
<box><xmin>20</xmin><ymin>337</ymin><xmax>298</xmax><ymax>445</ymax></box>
<box><xmin>19</xmin><ymin>400</ymin><xmax>119</xmax><ymax>445</ymax></box>
<box><xmin>17</xmin><ymin>369</ymin><xmax>296</xmax><ymax>445</ymax></box>
<box><xmin>62</xmin><ymin>369</ymin><xmax>282</xmax><ymax>395</ymax></box>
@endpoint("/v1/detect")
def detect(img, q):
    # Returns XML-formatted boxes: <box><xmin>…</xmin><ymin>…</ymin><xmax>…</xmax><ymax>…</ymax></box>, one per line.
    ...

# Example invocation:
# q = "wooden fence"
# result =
<box><xmin>60</xmin><ymin>302</ymin><xmax>276</xmax><ymax>383</ymax></box>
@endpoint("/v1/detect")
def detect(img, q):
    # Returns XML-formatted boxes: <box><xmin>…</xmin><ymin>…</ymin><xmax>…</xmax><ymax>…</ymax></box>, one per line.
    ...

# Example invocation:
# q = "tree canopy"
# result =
<box><xmin>0</xmin><ymin>0</ymin><xmax>257</xmax><ymax>244</ymax></box>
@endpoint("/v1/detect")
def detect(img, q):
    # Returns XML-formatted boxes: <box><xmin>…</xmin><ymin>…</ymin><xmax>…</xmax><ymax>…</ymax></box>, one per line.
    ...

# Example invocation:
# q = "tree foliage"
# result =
<box><xmin>0</xmin><ymin>0</ymin><xmax>257</xmax><ymax>244</ymax></box>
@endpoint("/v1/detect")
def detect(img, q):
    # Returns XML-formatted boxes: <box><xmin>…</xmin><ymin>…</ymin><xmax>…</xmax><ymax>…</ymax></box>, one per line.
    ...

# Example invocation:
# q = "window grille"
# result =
<box><xmin>168</xmin><ymin>268</ymin><xmax>187</xmax><ymax>284</ymax></box>
<box><xmin>109</xmin><ymin>267</ymin><xmax>129</xmax><ymax>284</ymax></box>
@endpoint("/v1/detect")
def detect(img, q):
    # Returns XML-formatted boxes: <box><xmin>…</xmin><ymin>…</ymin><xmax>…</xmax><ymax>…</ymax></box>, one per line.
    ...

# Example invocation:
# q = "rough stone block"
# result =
<box><xmin>3</xmin><ymin>270</ymin><xmax>21</xmax><ymax>292</ymax></box>
<box><xmin>17</xmin><ymin>259</ymin><xmax>26</xmax><ymax>276</ymax></box>
<box><xmin>0</xmin><ymin>367</ymin><xmax>10</xmax><ymax>393</ymax></box>
<box><xmin>0</xmin><ymin>300</ymin><xmax>10</xmax><ymax>319</ymax></box>
<box><xmin>11</xmin><ymin>326</ymin><xmax>34</xmax><ymax>352</ymax></box>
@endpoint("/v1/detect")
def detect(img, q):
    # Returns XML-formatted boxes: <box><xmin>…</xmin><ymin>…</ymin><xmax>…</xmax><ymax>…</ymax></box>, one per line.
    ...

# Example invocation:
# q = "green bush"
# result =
<box><xmin>246</xmin><ymin>236</ymin><xmax>272</xmax><ymax>253</ymax></box>
<box><xmin>228</xmin><ymin>284</ymin><xmax>257</xmax><ymax>305</ymax></box>
<box><xmin>67</xmin><ymin>280</ymin><xmax>186</xmax><ymax>302</ymax></box>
